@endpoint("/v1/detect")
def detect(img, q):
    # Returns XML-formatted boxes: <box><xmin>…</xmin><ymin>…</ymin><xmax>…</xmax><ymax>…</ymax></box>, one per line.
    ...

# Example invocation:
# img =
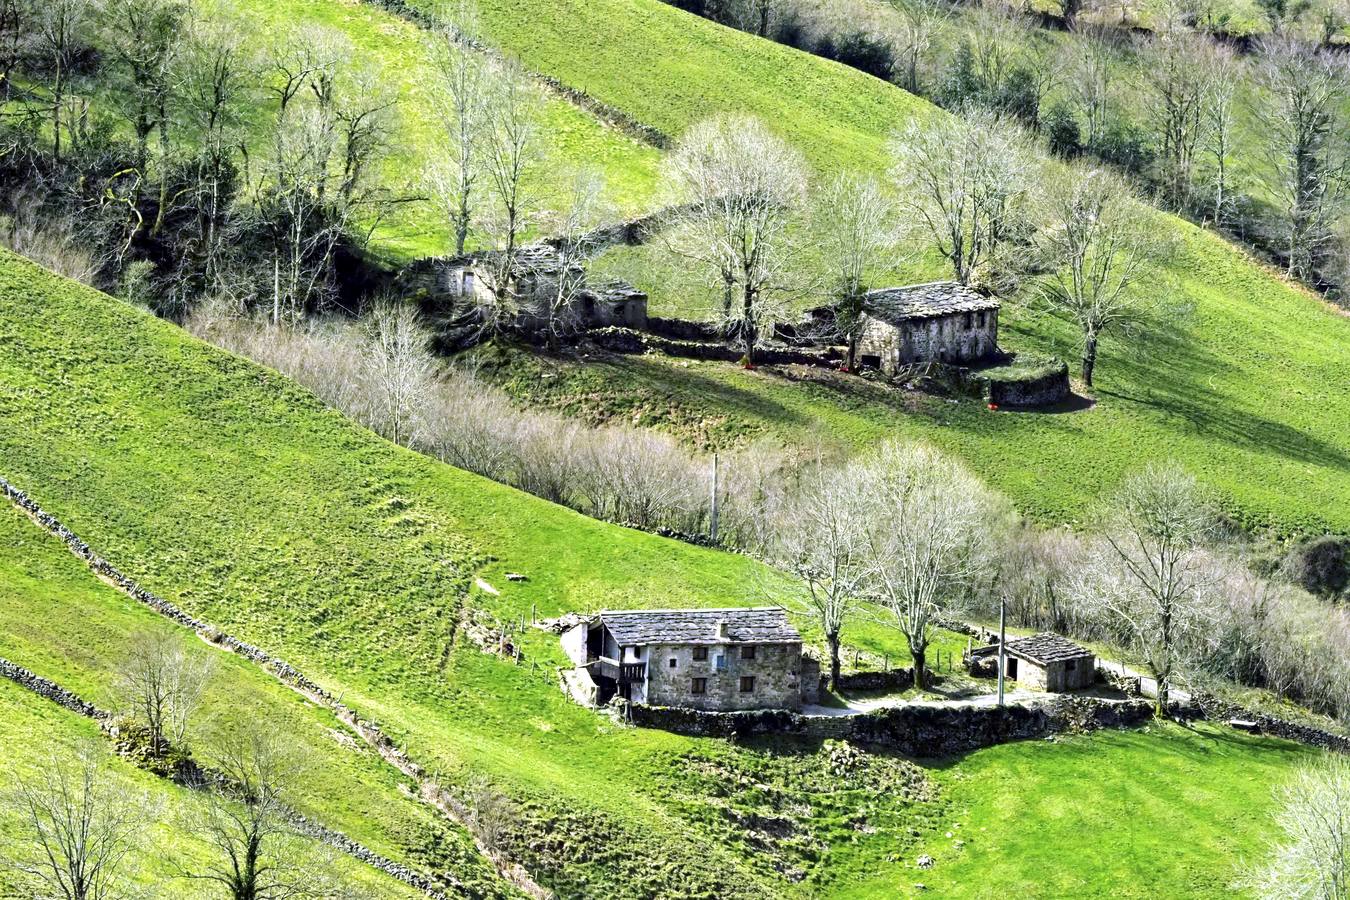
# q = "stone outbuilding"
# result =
<box><xmin>560</xmin><ymin>607</ymin><xmax>818</xmax><ymax>712</ymax></box>
<box><xmin>972</xmin><ymin>633</ymin><xmax>1096</xmax><ymax>693</ymax></box>
<box><xmin>441</xmin><ymin>244</ymin><xmax>648</xmax><ymax>331</ymax></box>
<box><xmin>855</xmin><ymin>281</ymin><xmax>999</xmax><ymax>373</ymax></box>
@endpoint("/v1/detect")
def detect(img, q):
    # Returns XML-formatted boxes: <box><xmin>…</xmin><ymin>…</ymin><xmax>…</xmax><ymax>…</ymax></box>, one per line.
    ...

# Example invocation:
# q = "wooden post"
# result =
<box><xmin>709</xmin><ymin>453</ymin><xmax>720</xmax><ymax>543</ymax></box>
<box><xmin>997</xmin><ymin>594</ymin><xmax>1007</xmax><ymax>707</ymax></box>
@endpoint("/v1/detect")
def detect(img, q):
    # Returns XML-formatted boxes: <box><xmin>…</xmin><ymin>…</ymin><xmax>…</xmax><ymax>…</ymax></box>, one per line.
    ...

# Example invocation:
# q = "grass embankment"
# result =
<box><xmin>0</xmin><ymin>680</ymin><xmax>423</xmax><ymax>899</ymax></box>
<box><xmin>367</xmin><ymin>0</ymin><xmax>1350</xmax><ymax>537</ymax></box>
<box><xmin>0</xmin><ymin>249</ymin><xmax>1321</xmax><ymax>895</ymax></box>
<box><xmin>0</xmin><ymin>501</ymin><xmax>503</xmax><ymax>895</ymax></box>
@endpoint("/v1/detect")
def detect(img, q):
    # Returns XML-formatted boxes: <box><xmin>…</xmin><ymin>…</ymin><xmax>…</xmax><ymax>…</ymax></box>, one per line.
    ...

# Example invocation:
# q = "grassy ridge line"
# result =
<box><xmin>0</xmin><ymin>649</ymin><xmax>444</xmax><ymax>898</ymax></box>
<box><xmin>0</xmin><ymin>474</ymin><xmax>540</xmax><ymax>898</ymax></box>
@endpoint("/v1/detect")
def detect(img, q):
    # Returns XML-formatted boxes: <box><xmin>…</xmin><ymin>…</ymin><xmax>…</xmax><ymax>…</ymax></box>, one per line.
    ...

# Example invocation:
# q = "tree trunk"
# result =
<box><xmin>1081</xmin><ymin>333</ymin><xmax>1098</xmax><ymax>386</ymax></box>
<box><xmin>912</xmin><ymin>645</ymin><xmax>928</xmax><ymax>690</ymax></box>
<box><xmin>827</xmin><ymin>631</ymin><xmax>841</xmax><ymax>691</ymax></box>
<box><xmin>741</xmin><ymin>284</ymin><xmax>757</xmax><ymax>368</ymax></box>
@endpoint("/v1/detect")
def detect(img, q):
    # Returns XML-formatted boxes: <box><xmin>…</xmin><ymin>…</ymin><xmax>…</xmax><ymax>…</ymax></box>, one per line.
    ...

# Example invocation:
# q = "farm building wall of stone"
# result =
<box><xmin>858</xmin><ymin>310</ymin><xmax>998</xmax><ymax>372</ymax></box>
<box><xmin>644</xmin><ymin>642</ymin><xmax>803</xmax><ymax>711</ymax></box>
<box><xmin>999</xmin><ymin>653</ymin><xmax>1097</xmax><ymax>692</ymax></box>
<box><xmin>560</xmin><ymin>623</ymin><xmax>589</xmax><ymax>667</ymax></box>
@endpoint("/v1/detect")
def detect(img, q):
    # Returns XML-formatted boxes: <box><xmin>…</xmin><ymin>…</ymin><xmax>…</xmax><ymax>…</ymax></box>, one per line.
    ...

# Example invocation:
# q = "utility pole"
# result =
<box><xmin>709</xmin><ymin>452</ymin><xmax>720</xmax><ymax>544</ymax></box>
<box><xmin>997</xmin><ymin>593</ymin><xmax>1007</xmax><ymax>707</ymax></box>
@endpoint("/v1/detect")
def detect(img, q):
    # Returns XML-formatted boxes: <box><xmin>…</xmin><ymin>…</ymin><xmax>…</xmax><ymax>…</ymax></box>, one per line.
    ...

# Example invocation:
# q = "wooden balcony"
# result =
<box><xmin>620</xmin><ymin>662</ymin><xmax>646</xmax><ymax>684</ymax></box>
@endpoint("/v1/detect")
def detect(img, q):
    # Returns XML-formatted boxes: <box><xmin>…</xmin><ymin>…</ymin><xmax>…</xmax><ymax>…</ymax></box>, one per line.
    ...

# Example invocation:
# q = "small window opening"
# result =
<box><xmin>741</xmin><ymin>645</ymin><xmax>756</xmax><ymax>660</ymax></box>
<box><xmin>693</xmin><ymin>646</ymin><xmax>708</xmax><ymax>661</ymax></box>
<box><xmin>669</xmin><ymin>658</ymin><xmax>678</xmax><ymax>669</ymax></box>
<box><xmin>691</xmin><ymin>677</ymin><xmax>708</xmax><ymax>695</ymax></box>
<box><xmin>739</xmin><ymin>676</ymin><xmax>756</xmax><ymax>693</ymax></box>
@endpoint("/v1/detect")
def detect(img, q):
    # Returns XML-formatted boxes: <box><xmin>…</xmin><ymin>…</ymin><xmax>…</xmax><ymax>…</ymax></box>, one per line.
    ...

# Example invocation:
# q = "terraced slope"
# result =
<box><xmin>0</xmin><ymin>249</ymin><xmax>1321</xmax><ymax>895</ymax></box>
<box><xmin>0</xmin><ymin>680</ymin><xmax>425</xmax><ymax>898</ymax></box>
<box><xmin>367</xmin><ymin>0</ymin><xmax>1350</xmax><ymax>537</ymax></box>
<box><xmin>0</xmin><ymin>500</ymin><xmax>504</xmax><ymax>896</ymax></box>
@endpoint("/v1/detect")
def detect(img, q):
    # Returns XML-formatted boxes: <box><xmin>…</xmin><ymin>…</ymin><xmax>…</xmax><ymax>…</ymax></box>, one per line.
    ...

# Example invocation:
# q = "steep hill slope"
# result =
<box><xmin>374</xmin><ymin>0</ymin><xmax>1350</xmax><ymax>537</ymax></box>
<box><xmin>0</xmin><ymin>500</ymin><xmax>503</xmax><ymax>896</ymax></box>
<box><xmin>0</xmin><ymin>250</ymin><xmax>1319</xmax><ymax>896</ymax></box>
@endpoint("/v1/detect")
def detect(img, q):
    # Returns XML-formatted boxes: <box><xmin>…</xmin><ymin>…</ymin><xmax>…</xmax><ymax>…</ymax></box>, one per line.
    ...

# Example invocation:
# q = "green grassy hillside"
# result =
<box><xmin>367</xmin><ymin>0</ymin><xmax>1350</xmax><ymax>537</ymax></box>
<box><xmin>204</xmin><ymin>0</ymin><xmax>661</xmax><ymax>261</ymax></box>
<box><xmin>0</xmin><ymin>501</ymin><xmax>502</xmax><ymax>895</ymax></box>
<box><xmin>0</xmin><ymin>681</ymin><xmax>423</xmax><ymax>899</ymax></box>
<box><xmin>0</xmin><ymin>249</ymin><xmax>1321</xmax><ymax>895</ymax></box>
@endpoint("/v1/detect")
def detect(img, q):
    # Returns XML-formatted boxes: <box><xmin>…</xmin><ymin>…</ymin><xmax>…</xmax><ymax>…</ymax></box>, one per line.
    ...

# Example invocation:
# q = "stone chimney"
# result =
<box><xmin>716</xmin><ymin>619</ymin><xmax>728</xmax><ymax>640</ymax></box>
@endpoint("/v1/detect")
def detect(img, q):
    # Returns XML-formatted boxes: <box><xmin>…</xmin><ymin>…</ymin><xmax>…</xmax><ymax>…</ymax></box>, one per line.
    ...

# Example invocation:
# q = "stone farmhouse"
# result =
<box><xmin>442</xmin><ymin>244</ymin><xmax>649</xmax><ymax>332</ymax></box>
<box><xmin>852</xmin><ymin>281</ymin><xmax>1000</xmax><ymax>373</ymax></box>
<box><xmin>972</xmin><ymin>633</ymin><xmax>1096</xmax><ymax>693</ymax></box>
<box><xmin>560</xmin><ymin>607</ymin><xmax>819</xmax><ymax>712</ymax></box>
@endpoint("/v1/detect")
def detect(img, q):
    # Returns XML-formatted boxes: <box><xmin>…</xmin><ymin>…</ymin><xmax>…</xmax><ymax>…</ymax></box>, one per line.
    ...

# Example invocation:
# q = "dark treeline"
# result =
<box><xmin>0</xmin><ymin>0</ymin><xmax>400</xmax><ymax>322</ymax></box>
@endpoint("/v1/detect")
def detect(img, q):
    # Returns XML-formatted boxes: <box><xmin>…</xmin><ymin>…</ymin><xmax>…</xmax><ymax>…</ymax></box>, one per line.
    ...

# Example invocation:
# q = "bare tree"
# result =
<box><xmin>5</xmin><ymin>742</ymin><xmax>151</xmax><ymax>900</ymax></box>
<box><xmin>890</xmin><ymin>110</ymin><xmax>1031</xmax><ymax>287</ymax></box>
<box><xmin>815</xmin><ymin>172</ymin><xmax>894</xmax><ymax>372</ymax></box>
<box><xmin>1201</xmin><ymin>43</ymin><xmax>1239</xmax><ymax>226</ymax></box>
<box><xmin>464</xmin><ymin>775</ymin><xmax>516</xmax><ymax>858</ymax></box>
<box><xmin>889</xmin><ymin>0</ymin><xmax>947</xmax><ymax>94</ymax></box>
<box><xmin>530</xmin><ymin>167</ymin><xmax>608</xmax><ymax>348</ymax></box>
<box><xmin>862</xmin><ymin>443</ymin><xmax>1001</xmax><ymax>690</ymax></box>
<box><xmin>1068</xmin><ymin>24</ymin><xmax>1114</xmax><ymax>151</ymax></box>
<box><xmin>30</xmin><ymin>0</ymin><xmax>96</xmax><ymax>162</ymax></box>
<box><xmin>1139</xmin><ymin>20</ymin><xmax>1215</xmax><ymax>212</ymax></box>
<box><xmin>359</xmin><ymin>300</ymin><xmax>436</xmax><ymax>447</ymax></box>
<box><xmin>664</xmin><ymin>114</ymin><xmax>808</xmax><ymax>366</ymax></box>
<box><xmin>117</xmin><ymin>628</ymin><xmax>216</xmax><ymax>757</ymax></box>
<box><xmin>1034</xmin><ymin>165</ymin><xmax>1160</xmax><ymax>387</ymax></box>
<box><xmin>1248</xmin><ymin>756</ymin><xmax>1350</xmax><ymax>900</ymax></box>
<box><xmin>1256</xmin><ymin>37</ymin><xmax>1349</xmax><ymax>283</ymax></box>
<box><xmin>185</xmin><ymin>725</ymin><xmax>339</xmax><ymax>900</ymax></box>
<box><xmin>429</xmin><ymin>0</ymin><xmax>487</xmax><ymax>257</ymax></box>
<box><xmin>1080</xmin><ymin>462</ymin><xmax>1217</xmax><ymax>715</ymax></box>
<box><xmin>772</xmin><ymin>460</ymin><xmax>876</xmax><ymax>690</ymax></box>
<box><xmin>479</xmin><ymin>56</ymin><xmax>541</xmax><ymax>331</ymax></box>
<box><xmin>177</xmin><ymin>15</ymin><xmax>251</xmax><ymax>293</ymax></box>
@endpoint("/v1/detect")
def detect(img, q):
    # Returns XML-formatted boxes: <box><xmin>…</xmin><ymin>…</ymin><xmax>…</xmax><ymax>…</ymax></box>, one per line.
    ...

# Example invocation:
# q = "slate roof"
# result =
<box><xmin>598</xmin><ymin>607</ymin><xmax>800</xmax><ymax>646</ymax></box>
<box><xmin>862</xmin><ymin>281</ymin><xmax>999</xmax><ymax>324</ymax></box>
<box><xmin>1003</xmin><ymin>633</ymin><xmax>1094</xmax><ymax>665</ymax></box>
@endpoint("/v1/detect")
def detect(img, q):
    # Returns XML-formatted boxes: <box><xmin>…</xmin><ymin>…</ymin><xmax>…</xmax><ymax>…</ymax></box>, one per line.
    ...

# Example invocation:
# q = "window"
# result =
<box><xmin>715</xmin><ymin>655</ymin><xmax>727</xmax><ymax>671</ymax></box>
<box><xmin>1065</xmin><ymin>659</ymin><xmax>1077</xmax><ymax>672</ymax></box>
<box><xmin>691</xmin><ymin>677</ymin><xmax>707</xmax><ymax>695</ymax></box>
<box><xmin>632</xmin><ymin>646</ymin><xmax>643</xmax><ymax>659</ymax></box>
<box><xmin>740</xmin><ymin>645</ymin><xmax>756</xmax><ymax>660</ymax></box>
<box><xmin>739</xmin><ymin>676</ymin><xmax>756</xmax><ymax>693</ymax></box>
<box><xmin>964</xmin><ymin>312</ymin><xmax>974</xmax><ymax>330</ymax></box>
<box><xmin>669</xmin><ymin>658</ymin><xmax>678</xmax><ymax>669</ymax></box>
<box><xmin>693</xmin><ymin>646</ymin><xmax>708</xmax><ymax>661</ymax></box>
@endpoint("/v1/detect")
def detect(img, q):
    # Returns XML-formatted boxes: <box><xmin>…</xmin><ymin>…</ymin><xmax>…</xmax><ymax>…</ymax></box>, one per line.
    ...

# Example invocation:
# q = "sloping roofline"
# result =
<box><xmin>593</xmin><ymin>607</ymin><xmax>801</xmax><ymax>646</ymax></box>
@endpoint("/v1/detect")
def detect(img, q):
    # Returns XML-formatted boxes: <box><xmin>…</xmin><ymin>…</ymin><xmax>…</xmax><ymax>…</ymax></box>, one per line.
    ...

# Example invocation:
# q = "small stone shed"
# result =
<box><xmin>560</xmin><ymin>607</ymin><xmax>818</xmax><ymax>712</ymax></box>
<box><xmin>855</xmin><ymin>281</ymin><xmax>999</xmax><ymax>372</ymax></box>
<box><xmin>442</xmin><ymin>244</ymin><xmax>648</xmax><ymax>331</ymax></box>
<box><xmin>972</xmin><ymin>633</ymin><xmax>1096</xmax><ymax>693</ymax></box>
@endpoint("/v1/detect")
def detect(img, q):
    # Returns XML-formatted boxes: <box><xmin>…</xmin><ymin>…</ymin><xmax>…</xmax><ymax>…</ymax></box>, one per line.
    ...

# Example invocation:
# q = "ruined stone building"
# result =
<box><xmin>442</xmin><ymin>244</ymin><xmax>648</xmax><ymax>331</ymax></box>
<box><xmin>854</xmin><ymin>281</ymin><xmax>1000</xmax><ymax>373</ymax></box>
<box><xmin>972</xmin><ymin>633</ymin><xmax>1096</xmax><ymax>693</ymax></box>
<box><xmin>560</xmin><ymin>607</ymin><xmax>819</xmax><ymax>712</ymax></box>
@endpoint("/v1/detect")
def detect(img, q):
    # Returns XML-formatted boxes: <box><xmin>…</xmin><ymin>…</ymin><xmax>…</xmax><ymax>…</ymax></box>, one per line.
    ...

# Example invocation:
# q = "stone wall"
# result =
<box><xmin>983</xmin><ymin>362</ymin><xmax>1071</xmax><ymax>408</ymax></box>
<box><xmin>587</xmin><ymin>326</ymin><xmax>843</xmax><ymax>367</ymax></box>
<box><xmin>630</xmin><ymin>695</ymin><xmax>1154</xmax><ymax>755</ymax></box>
<box><xmin>644</xmin><ymin>642</ymin><xmax>804</xmax><ymax>712</ymax></box>
<box><xmin>1194</xmin><ymin>693</ymin><xmax>1350</xmax><ymax>753</ymax></box>
<box><xmin>834</xmin><ymin>668</ymin><xmax>915</xmax><ymax>692</ymax></box>
<box><xmin>858</xmin><ymin>311</ymin><xmax>998</xmax><ymax>373</ymax></box>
